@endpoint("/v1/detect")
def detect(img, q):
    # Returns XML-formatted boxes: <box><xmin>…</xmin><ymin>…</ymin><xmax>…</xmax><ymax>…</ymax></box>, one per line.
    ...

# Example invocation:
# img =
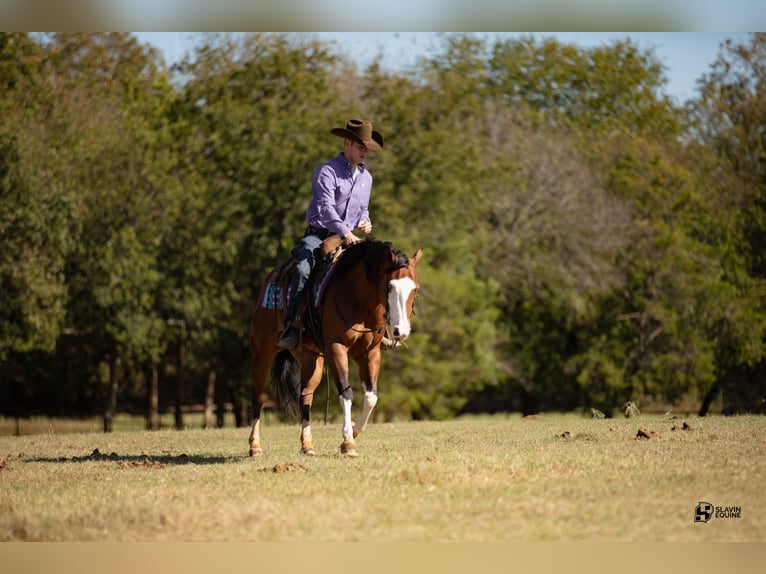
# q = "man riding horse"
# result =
<box><xmin>249</xmin><ymin>118</ymin><xmax>423</xmax><ymax>457</ymax></box>
<box><xmin>278</xmin><ymin>118</ymin><xmax>384</xmax><ymax>350</ymax></box>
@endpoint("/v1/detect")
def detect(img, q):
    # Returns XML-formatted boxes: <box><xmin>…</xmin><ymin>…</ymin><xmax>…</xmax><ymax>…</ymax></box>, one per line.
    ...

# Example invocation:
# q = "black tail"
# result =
<box><xmin>269</xmin><ymin>351</ymin><xmax>302</xmax><ymax>423</ymax></box>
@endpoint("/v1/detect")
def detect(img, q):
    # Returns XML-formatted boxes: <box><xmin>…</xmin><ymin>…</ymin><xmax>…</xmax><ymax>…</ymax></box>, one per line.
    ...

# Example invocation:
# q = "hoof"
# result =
<box><xmin>249</xmin><ymin>437</ymin><xmax>262</xmax><ymax>456</ymax></box>
<box><xmin>340</xmin><ymin>439</ymin><xmax>358</xmax><ymax>458</ymax></box>
<box><xmin>301</xmin><ymin>445</ymin><xmax>316</xmax><ymax>456</ymax></box>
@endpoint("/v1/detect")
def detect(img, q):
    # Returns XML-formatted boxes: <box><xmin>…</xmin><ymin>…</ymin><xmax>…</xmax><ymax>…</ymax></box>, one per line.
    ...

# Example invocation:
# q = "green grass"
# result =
<box><xmin>1</xmin><ymin>413</ymin><xmax>763</xmax><ymax>541</ymax></box>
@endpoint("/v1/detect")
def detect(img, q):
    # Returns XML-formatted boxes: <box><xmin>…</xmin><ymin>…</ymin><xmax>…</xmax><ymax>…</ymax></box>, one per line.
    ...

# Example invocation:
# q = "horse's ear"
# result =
<box><xmin>411</xmin><ymin>248</ymin><xmax>423</xmax><ymax>267</ymax></box>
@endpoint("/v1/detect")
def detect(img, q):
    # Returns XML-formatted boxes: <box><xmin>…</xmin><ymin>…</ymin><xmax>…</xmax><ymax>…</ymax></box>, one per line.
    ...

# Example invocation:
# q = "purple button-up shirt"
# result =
<box><xmin>306</xmin><ymin>152</ymin><xmax>372</xmax><ymax>238</ymax></box>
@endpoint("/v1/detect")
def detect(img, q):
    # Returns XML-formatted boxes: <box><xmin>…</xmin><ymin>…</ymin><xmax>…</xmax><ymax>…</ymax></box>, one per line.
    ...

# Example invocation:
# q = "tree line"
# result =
<box><xmin>2</xmin><ymin>32</ymin><xmax>765</xmax><ymax>430</ymax></box>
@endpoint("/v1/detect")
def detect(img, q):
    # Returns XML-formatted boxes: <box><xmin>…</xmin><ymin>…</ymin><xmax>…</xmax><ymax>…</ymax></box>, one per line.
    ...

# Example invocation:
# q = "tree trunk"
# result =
<box><xmin>215</xmin><ymin>378</ymin><xmax>226</xmax><ymax>429</ymax></box>
<box><xmin>234</xmin><ymin>397</ymin><xmax>247</xmax><ymax>428</ymax></box>
<box><xmin>698</xmin><ymin>380</ymin><xmax>722</xmax><ymax>417</ymax></box>
<box><xmin>104</xmin><ymin>355</ymin><xmax>121</xmax><ymax>433</ymax></box>
<box><xmin>147</xmin><ymin>361</ymin><xmax>159</xmax><ymax>431</ymax></box>
<box><xmin>174</xmin><ymin>336</ymin><xmax>185</xmax><ymax>430</ymax></box>
<box><xmin>203</xmin><ymin>369</ymin><xmax>216</xmax><ymax>429</ymax></box>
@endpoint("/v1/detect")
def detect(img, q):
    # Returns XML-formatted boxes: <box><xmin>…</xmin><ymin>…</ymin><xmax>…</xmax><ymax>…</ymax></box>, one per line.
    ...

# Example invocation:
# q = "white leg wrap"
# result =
<box><xmin>355</xmin><ymin>391</ymin><xmax>378</xmax><ymax>435</ymax></box>
<box><xmin>301</xmin><ymin>420</ymin><xmax>312</xmax><ymax>440</ymax></box>
<box><xmin>340</xmin><ymin>396</ymin><xmax>354</xmax><ymax>439</ymax></box>
<box><xmin>249</xmin><ymin>418</ymin><xmax>261</xmax><ymax>444</ymax></box>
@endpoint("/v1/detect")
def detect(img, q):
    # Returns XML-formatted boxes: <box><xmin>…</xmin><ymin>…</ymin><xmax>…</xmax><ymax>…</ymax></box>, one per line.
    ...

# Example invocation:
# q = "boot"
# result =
<box><xmin>277</xmin><ymin>294</ymin><xmax>302</xmax><ymax>350</ymax></box>
<box><xmin>277</xmin><ymin>325</ymin><xmax>300</xmax><ymax>349</ymax></box>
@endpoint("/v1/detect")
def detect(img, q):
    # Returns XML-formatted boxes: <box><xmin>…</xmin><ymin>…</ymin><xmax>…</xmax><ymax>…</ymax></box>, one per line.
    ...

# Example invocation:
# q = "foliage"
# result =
<box><xmin>2</xmin><ymin>32</ymin><xmax>766</xmax><ymax>426</ymax></box>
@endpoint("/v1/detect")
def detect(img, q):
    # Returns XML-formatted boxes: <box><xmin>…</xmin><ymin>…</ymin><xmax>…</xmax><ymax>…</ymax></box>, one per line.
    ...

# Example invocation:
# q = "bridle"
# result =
<box><xmin>343</xmin><ymin>260</ymin><xmax>418</xmax><ymax>339</ymax></box>
<box><xmin>380</xmin><ymin>261</ymin><xmax>419</xmax><ymax>346</ymax></box>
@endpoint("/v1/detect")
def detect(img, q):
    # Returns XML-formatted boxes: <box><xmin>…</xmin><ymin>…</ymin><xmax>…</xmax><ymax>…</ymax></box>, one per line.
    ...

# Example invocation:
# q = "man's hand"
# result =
<box><xmin>343</xmin><ymin>231</ymin><xmax>362</xmax><ymax>245</ymax></box>
<box><xmin>356</xmin><ymin>221</ymin><xmax>373</xmax><ymax>235</ymax></box>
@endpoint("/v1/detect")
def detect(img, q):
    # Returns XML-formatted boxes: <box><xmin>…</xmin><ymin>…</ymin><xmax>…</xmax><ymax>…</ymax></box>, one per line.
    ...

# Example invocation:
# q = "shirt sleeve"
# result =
<box><xmin>313</xmin><ymin>165</ymin><xmax>351</xmax><ymax>237</ymax></box>
<box><xmin>360</xmin><ymin>173</ymin><xmax>372</xmax><ymax>224</ymax></box>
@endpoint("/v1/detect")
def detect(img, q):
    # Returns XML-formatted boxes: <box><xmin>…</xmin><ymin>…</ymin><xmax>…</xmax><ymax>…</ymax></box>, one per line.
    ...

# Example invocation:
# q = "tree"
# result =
<box><xmin>487</xmin><ymin>35</ymin><xmax>681</xmax><ymax>136</ymax></box>
<box><xmin>40</xmin><ymin>33</ymin><xmax>180</xmax><ymax>430</ymax></box>
<box><xmin>168</xmin><ymin>33</ymin><xmax>354</xmax><ymax>425</ymax></box>
<box><xmin>4</xmin><ymin>32</ymin><xmax>764</xmax><ymax>425</ymax></box>
<box><xmin>690</xmin><ymin>33</ymin><xmax>766</xmax><ymax>278</ymax></box>
<box><xmin>0</xmin><ymin>134</ymin><xmax>71</xmax><ymax>360</ymax></box>
<box><xmin>361</xmin><ymin>36</ymin><xmax>509</xmax><ymax>418</ymax></box>
<box><xmin>687</xmin><ymin>32</ymin><xmax>766</xmax><ymax>414</ymax></box>
<box><xmin>0</xmin><ymin>35</ymin><xmax>75</xmax><ymax>362</ymax></box>
<box><xmin>482</xmin><ymin>125</ymin><xmax>631</xmax><ymax>414</ymax></box>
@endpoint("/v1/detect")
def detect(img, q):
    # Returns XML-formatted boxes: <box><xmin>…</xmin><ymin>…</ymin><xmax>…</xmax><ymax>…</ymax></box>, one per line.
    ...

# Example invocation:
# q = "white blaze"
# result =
<box><xmin>387</xmin><ymin>277</ymin><xmax>417</xmax><ymax>340</ymax></box>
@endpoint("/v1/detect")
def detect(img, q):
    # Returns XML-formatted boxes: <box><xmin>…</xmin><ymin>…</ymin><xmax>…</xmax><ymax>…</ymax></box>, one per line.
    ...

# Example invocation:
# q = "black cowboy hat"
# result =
<box><xmin>331</xmin><ymin>119</ymin><xmax>384</xmax><ymax>151</ymax></box>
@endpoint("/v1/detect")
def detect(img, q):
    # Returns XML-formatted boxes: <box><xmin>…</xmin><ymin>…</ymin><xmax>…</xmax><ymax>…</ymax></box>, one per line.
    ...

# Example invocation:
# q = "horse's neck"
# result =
<box><xmin>334</xmin><ymin>263</ymin><xmax>385</xmax><ymax>323</ymax></box>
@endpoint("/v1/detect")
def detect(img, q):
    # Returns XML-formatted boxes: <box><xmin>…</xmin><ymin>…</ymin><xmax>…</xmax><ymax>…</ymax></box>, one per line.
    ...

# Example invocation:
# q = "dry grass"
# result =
<box><xmin>0</xmin><ymin>413</ymin><xmax>241</xmax><ymax>435</ymax></box>
<box><xmin>1</xmin><ymin>413</ymin><xmax>764</xmax><ymax>541</ymax></box>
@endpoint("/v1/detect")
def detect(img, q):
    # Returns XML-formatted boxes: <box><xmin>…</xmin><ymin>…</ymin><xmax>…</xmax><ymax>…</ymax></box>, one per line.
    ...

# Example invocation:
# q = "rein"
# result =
<box><xmin>334</xmin><ymin>284</ymin><xmax>387</xmax><ymax>335</ymax></box>
<box><xmin>322</xmin><ymin>241</ymin><xmax>413</xmax><ymax>345</ymax></box>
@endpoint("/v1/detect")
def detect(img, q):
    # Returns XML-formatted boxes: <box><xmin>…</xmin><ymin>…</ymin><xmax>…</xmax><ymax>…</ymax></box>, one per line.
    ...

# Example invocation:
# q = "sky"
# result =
<box><xmin>134</xmin><ymin>32</ymin><xmax>751</xmax><ymax>104</ymax></box>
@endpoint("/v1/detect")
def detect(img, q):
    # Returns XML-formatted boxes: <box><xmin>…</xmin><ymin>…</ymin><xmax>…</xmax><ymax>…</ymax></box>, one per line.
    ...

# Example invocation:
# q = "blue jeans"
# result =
<box><xmin>285</xmin><ymin>230</ymin><xmax>324</xmax><ymax>322</ymax></box>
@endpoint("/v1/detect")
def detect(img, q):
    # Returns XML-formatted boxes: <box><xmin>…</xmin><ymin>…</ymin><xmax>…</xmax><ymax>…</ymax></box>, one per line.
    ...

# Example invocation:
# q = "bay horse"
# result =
<box><xmin>248</xmin><ymin>238</ymin><xmax>423</xmax><ymax>457</ymax></box>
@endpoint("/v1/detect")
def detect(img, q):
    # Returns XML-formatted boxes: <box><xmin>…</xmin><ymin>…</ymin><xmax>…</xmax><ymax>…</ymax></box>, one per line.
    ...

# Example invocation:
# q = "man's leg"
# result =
<box><xmin>278</xmin><ymin>234</ymin><xmax>322</xmax><ymax>349</ymax></box>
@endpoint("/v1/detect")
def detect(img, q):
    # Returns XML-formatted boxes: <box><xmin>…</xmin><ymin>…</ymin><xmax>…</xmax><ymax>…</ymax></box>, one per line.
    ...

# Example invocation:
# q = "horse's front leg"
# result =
<box><xmin>328</xmin><ymin>342</ymin><xmax>357</xmax><ymax>457</ymax></box>
<box><xmin>353</xmin><ymin>346</ymin><xmax>381</xmax><ymax>439</ymax></box>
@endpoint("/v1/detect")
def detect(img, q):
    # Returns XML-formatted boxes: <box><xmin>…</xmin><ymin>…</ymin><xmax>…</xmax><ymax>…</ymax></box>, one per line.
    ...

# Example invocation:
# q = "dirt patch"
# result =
<box><xmin>73</xmin><ymin>449</ymin><xmax>176</xmax><ymax>467</ymax></box>
<box><xmin>72</xmin><ymin>448</ymin><xmax>119</xmax><ymax>462</ymax></box>
<box><xmin>262</xmin><ymin>462</ymin><xmax>309</xmax><ymax>473</ymax></box>
<box><xmin>635</xmin><ymin>428</ymin><xmax>657</xmax><ymax>440</ymax></box>
<box><xmin>558</xmin><ymin>431</ymin><xmax>597</xmax><ymax>441</ymax></box>
<box><xmin>117</xmin><ymin>459</ymin><xmax>167</xmax><ymax>469</ymax></box>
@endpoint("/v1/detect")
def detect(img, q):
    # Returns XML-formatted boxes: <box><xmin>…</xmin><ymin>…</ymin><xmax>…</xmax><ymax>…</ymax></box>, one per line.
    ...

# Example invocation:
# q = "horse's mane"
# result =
<box><xmin>331</xmin><ymin>238</ymin><xmax>409</xmax><ymax>281</ymax></box>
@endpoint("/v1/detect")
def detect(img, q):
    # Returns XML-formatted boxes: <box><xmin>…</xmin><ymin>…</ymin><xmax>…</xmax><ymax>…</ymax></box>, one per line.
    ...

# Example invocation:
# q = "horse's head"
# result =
<box><xmin>385</xmin><ymin>247</ymin><xmax>423</xmax><ymax>343</ymax></box>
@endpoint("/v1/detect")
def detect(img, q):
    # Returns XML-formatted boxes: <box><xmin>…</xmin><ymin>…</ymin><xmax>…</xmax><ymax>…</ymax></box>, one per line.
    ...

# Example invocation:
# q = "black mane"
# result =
<box><xmin>330</xmin><ymin>238</ymin><xmax>409</xmax><ymax>280</ymax></box>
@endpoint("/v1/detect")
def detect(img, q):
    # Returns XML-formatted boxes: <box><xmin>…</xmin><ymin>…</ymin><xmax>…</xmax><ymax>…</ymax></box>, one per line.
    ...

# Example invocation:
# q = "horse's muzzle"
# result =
<box><xmin>390</xmin><ymin>326</ymin><xmax>410</xmax><ymax>341</ymax></box>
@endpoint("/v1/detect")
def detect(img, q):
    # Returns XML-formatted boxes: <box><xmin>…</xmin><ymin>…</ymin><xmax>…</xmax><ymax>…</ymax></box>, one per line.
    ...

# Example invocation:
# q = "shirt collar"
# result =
<box><xmin>337</xmin><ymin>152</ymin><xmax>366</xmax><ymax>173</ymax></box>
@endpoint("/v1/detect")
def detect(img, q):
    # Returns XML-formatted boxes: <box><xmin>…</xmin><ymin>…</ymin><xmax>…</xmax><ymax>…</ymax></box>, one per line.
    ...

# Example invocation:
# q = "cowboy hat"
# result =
<box><xmin>331</xmin><ymin>119</ymin><xmax>384</xmax><ymax>151</ymax></box>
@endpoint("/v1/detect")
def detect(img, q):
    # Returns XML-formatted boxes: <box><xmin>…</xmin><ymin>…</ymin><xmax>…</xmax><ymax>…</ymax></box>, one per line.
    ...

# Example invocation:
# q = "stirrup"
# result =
<box><xmin>277</xmin><ymin>326</ymin><xmax>300</xmax><ymax>350</ymax></box>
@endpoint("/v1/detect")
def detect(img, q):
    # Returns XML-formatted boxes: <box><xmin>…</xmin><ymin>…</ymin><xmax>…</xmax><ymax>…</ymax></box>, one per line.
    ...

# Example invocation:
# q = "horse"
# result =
<box><xmin>248</xmin><ymin>238</ymin><xmax>423</xmax><ymax>457</ymax></box>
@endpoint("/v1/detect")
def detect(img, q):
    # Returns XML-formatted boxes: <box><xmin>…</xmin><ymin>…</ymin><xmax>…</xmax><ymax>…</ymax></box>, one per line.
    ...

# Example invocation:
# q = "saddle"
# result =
<box><xmin>260</xmin><ymin>235</ymin><xmax>345</xmax><ymax>346</ymax></box>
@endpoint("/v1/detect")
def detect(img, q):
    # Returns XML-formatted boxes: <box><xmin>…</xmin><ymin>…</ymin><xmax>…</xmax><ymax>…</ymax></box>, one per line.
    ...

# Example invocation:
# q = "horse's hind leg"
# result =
<box><xmin>297</xmin><ymin>354</ymin><xmax>324</xmax><ymax>456</ymax></box>
<box><xmin>249</xmin><ymin>330</ymin><xmax>276</xmax><ymax>456</ymax></box>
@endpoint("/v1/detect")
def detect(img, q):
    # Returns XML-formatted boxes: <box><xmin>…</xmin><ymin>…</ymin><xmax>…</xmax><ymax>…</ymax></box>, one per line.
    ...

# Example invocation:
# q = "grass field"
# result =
<box><xmin>1</xmin><ymin>413</ymin><xmax>763</xmax><ymax>542</ymax></box>
<box><xmin>0</xmin><ymin>412</ymin><xmax>242</xmax><ymax>436</ymax></box>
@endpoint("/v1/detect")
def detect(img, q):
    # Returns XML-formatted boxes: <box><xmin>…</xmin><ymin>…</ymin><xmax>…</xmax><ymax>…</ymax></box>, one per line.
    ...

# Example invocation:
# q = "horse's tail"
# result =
<box><xmin>269</xmin><ymin>350</ymin><xmax>302</xmax><ymax>423</ymax></box>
